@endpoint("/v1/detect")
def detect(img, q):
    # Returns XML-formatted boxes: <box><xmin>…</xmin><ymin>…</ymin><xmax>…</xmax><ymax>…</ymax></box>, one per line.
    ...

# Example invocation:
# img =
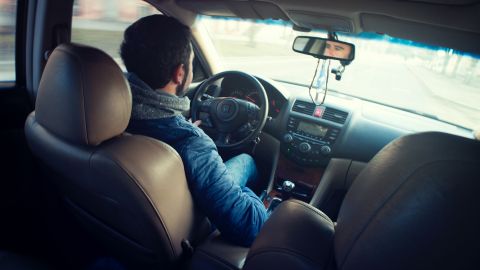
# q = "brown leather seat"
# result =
<box><xmin>24</xmin><ymin>43</ymin><xmax>206</xmax><ymax>267</ymax></box>
<box><xmin>243</xmin><ymin>132</ymin><xmax>480</xmax><ymax>270</ymax></box>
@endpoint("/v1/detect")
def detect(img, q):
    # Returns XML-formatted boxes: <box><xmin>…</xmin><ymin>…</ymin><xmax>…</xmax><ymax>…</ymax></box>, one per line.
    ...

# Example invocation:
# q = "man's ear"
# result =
<box><xmin>173</xmin><ymin>64</ymin><xmax>185</xmax><ymax>84</ymax></box>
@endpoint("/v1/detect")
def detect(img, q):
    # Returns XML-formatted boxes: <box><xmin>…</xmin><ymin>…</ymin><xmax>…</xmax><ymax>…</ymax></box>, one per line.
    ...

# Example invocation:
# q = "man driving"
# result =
<box><xmin>120</xmin><ymin>15</ymin><xmax>268</xmax><ymax>246</ymax></box>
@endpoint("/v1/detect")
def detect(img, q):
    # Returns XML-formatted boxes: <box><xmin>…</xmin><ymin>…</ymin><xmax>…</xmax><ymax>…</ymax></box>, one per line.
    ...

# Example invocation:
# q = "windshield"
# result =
<box><xmin>197</xmin><ymin>16</ymin><xmax>480</xmax><ymax>130</ymax></box>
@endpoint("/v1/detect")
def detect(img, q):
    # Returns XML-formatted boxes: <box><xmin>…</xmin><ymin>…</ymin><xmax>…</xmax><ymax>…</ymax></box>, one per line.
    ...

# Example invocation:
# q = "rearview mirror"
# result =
<box><xmin>293</xmin><ymin>36</ymin><xmax>355</xmax><ymax>61</ymax></box>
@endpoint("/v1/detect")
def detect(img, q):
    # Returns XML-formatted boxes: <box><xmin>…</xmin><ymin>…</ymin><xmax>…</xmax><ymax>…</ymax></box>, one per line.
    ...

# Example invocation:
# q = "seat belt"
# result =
<box><xmin>44</xmin><ymin>24</ymin><xmax>69</xmax><ymax>60</ymax></box>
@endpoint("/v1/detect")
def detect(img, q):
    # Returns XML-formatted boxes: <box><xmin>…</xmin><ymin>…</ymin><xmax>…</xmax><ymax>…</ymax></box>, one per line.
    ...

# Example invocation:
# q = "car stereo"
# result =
<box><xmin>282</xmin><ymin>117</ymin><xmax>340</xmax><ymax>166</ymax></box>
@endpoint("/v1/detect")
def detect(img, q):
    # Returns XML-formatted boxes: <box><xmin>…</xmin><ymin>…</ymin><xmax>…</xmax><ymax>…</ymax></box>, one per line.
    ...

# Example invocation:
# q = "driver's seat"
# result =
<box><xmin>24</xmin><ymin>44</ymin><xmax>207</xmax><ymax>267</ymax></box>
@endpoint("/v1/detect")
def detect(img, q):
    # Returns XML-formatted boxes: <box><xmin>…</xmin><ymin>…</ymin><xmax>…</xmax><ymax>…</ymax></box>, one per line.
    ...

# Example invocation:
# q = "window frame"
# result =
<box><xmin>191</xmin><ymin>39</ymin><xmax>209</xmax><ymax>83</ymax></box>
<box><xmin>15</xmin><ymin>0</ymin><xmax>27</xmax><ymax>89</ymax></box>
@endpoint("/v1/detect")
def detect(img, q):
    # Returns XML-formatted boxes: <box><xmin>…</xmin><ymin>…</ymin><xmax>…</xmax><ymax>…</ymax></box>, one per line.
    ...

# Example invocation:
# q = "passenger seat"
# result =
<box><xmin>242</xmin><ymin>132</ymin><xmax>480</xmax><ymax>270</ymax></box>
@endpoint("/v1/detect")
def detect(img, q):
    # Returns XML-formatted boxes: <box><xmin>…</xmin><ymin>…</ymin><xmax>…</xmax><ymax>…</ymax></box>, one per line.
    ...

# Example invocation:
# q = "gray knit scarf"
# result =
<box><xmin>127</xmin><ymin>73</ymin><xmax>190</xmax><ymax>120</ymax></box>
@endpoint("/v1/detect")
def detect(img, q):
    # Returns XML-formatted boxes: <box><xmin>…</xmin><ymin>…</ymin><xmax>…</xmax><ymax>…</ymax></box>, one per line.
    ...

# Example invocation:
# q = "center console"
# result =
<box><xmin>281</xmin><ymin>116</ymin><xmax>341</xmax><ymax>166</ymax></box>
<box><xmin>262</xmin><ymin>155</ymin><xmax>366</xmax><ymax>220</ymax></box>
<box><xmin>262</xmin><ymin>102</ymin><xmax>349</xmax><ymax>213</ymax></box>
<box><xmin>262</xmin><ymin>153</ymin><xmax>325</xmax><ymax>213</ymax></box>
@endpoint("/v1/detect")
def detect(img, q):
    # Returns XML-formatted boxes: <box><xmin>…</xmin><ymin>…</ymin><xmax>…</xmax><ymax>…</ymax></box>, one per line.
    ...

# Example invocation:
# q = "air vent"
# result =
<box><xmin>292</xmin><ymin>100</ymin><xmax>315</xmax><ymax>115</ymax></box>
<box><xmin>322</xmin><ymin>107</ymin><xmax>348</xmax><ymax>124</ymax></box>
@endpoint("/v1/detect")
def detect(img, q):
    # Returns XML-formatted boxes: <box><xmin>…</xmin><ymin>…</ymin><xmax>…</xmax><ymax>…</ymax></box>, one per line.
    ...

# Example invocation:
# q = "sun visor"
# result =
<box><xmin>252</xmin><ymin>1</ymin><xmax>289</xmax><ymax>20</ymax></box>
<box><xmin>287</xmin><ymin>11</ymin><xmax>354</xmax><ymax>33</ymax></box>
<box><xmin>176</xmin><ymin>0</ymin><xmax>236</xmax><ymax>17</ymax></box>
<box><xmin>176</xmin><ymin>0</ymin><xmax>289</xmax><ymax>20</ymax></box>
<box><xmin>361</xmin><ymin>14</ymin><xmax>480</xmax><ymax>54</ymax></box>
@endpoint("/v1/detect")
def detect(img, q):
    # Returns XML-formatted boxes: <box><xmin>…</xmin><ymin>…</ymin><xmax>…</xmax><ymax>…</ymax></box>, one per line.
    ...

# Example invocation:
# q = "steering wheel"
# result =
<box><xmin>191</xmin><ymin>71</ymin><xmax>269</xmax><ymax>149</ymax></box>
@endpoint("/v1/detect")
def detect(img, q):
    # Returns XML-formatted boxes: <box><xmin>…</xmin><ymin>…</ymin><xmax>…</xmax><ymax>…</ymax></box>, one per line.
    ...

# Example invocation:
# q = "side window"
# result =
<box><xmin>71</xmin><ymin>0</ymin><xmax>209</xmax><ymax>82</ymax></box>
<box><xmin>71</xmin><ymin>0</ymin><xmax>159</xmax><ymax>70</ymax></box>
<box><xmin>192</xmin><ymin>49</ymin><xmax>207</xmax><ymax>83</ymax></box>
<box><xmin>0</xmin><ymin>0</ymin><xmax>16</xmax><ymax>82</ymax></box>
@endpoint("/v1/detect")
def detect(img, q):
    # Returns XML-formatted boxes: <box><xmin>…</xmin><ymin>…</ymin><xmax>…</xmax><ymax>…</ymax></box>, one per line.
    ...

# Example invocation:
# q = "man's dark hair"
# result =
<box><xmin>120</xmin><ymin>15</ymin><xmax>192</xmax><ymax>90</ymax></box>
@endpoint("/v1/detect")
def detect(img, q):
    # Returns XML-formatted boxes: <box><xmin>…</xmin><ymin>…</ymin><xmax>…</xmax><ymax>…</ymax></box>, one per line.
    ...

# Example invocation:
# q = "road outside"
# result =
<box><xmin>0</xmin><ymin>0</ymin><xmax>15</xmax><ymax>81</ymax></box>
<box><xmin>1</xmin><ymin>0</ymin><xmax>156</xmax><ymax>81</ymax></box>
<box><xmin>221</xmin><ymin>54</ymin><xmax>480</xmax><ymax>130</ymax></box>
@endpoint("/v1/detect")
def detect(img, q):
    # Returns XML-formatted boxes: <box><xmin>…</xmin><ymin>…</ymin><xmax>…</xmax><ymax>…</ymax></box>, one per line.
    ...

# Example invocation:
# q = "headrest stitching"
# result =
<box><xmin>57</xmin><ymin>46</ymin><xmax>90</xmax><ymax>145</ymax></box>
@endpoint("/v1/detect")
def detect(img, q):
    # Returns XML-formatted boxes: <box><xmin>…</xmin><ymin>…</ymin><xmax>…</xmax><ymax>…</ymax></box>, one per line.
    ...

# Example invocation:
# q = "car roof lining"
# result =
<box><xmin>153</xmin><ymin>0</ymin><xmax>480</xmax><ymax>54</ymax></box>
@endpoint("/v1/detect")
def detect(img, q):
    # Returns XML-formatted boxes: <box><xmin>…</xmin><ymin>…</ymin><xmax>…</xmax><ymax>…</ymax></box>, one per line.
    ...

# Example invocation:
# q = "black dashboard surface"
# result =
<box><xmin>257</xmin><ymin>78</ymin><xmax>474</xmax><ymax>163</ymax></box>
<box><xmin>190</xmin><ymin>75</ymin><xmax>473</xmax><ymax>164</ymax></box>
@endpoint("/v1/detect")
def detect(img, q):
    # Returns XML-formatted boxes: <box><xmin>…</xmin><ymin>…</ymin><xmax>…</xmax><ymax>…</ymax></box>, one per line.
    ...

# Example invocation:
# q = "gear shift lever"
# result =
<box><xmin>267</xmin><ymin>180</ymin><xmax>296</xmax><ymax>213</ymax></box>
<box><xmin>281</xmin><ymin>180</ymin><xmax>295</xmax><ymax>199</ymax></box>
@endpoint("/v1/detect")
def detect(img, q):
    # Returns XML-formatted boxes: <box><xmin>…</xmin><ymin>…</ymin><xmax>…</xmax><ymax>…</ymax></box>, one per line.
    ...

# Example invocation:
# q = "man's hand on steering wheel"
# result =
<box><xmin>191</xmin><ymin>71</ymin><xmax>269</xmax><ymax>149</ymax></box>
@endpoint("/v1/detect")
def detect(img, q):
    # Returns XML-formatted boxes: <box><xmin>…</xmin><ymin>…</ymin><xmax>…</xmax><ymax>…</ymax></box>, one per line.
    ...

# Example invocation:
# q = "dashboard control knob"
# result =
<box><xmin>321</xmin><ymin>145</ymin><xmax>331</xmax><ymax>155</ymax></box>
<box><xmin>298</xmin><ymin>142</ymin><xmax>311</xmax><ymax>153</ymax></box>
<box><xmin>283</xmin><ymin>133</ymin><xmax>294</xmax><ymax>143</ymax></box>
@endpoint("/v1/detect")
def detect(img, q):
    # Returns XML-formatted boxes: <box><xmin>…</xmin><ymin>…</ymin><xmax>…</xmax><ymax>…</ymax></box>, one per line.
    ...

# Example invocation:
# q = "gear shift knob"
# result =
<box><xmin>282</xmin><ymin>180</ymin><xmax>295</xmax><ymax>193</ymax></box>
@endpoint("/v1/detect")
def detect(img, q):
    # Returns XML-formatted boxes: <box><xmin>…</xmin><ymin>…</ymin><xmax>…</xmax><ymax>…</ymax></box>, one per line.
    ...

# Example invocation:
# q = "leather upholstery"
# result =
<box><xmin>243</xmin><ymin>200</ymin><xmax>335</xmax><ymax>270</ymax></box>
<box><xmin>243</xmin><ymin>132</ymin><xmax>480</xmax><ymax>270</ymax></box>
<box><xmin>335</xmin><ymin>132</ymin><xmax>480</xmax><ymax>270</ymax></box>
<box><xmin>35</xmin><ymin>43</ymin><xmax>131</xmax><ymax>146</ymax></box>
<box><xmin>190</xmin><ymin>232</ymin><xmax>249</xmax><ymax>270</ymax></box>
<box><xmin>310</xmin><ymin>158</ymin><xmax>366</xmax><ymax>220</ymax></box>
<box><xmin>25</xmin><ymin>44</ymin><xmax>206</xmax><ymax>265</ymax></box>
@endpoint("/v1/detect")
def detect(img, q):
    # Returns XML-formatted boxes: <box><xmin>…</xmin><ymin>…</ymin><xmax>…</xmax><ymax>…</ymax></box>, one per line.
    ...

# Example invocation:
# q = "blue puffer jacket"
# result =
<box><xmin>127</xmin><ymin>115</ymin><xmax>268</xmax><ymax>246</ymax></box>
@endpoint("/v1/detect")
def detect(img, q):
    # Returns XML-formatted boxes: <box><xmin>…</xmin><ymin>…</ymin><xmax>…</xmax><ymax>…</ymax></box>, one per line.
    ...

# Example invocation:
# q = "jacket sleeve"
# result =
<box><xmin>179</xmin><ymin>135</ymin><xmax>269</xmax><ymax>246</ymax></box>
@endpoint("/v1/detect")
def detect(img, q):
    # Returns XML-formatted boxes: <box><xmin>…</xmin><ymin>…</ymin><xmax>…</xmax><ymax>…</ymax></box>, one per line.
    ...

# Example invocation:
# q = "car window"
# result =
<box><xmin>71</xmin><ymin>0</ymin><xmax>207</xmax><ymax>83</ymax></box>
<box><xmin>0</xmin><ymin>0</ymin><xmax>16</xmax><ymax>83</ymax></box>
<box><xmin>198</xmin><ymin>16</ymin><xmax>480</xmax><ymax>130</ymax></box>
<box><xmin>71</xmin><ymin>0</ymin><xmax>159</xmax><ymax>70</ymax></box>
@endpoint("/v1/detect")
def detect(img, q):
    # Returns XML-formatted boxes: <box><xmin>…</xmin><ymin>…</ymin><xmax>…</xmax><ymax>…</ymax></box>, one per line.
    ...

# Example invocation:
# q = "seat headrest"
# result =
<box><xmin>35</xmin><ymin>43</ymin><xmax>132</xmax><ymax>146</ymax></box>
<box><xmin>335</xmin><ymin>132</ymin><xmax>480</xmax><ymax>269</ymax></box>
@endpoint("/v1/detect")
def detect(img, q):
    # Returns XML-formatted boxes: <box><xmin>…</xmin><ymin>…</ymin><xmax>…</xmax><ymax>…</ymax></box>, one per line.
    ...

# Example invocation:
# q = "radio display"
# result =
<box><xmin>297</xmin><ymin>121</ymin><xmax>328</xmax><ymax>137</ymax></box>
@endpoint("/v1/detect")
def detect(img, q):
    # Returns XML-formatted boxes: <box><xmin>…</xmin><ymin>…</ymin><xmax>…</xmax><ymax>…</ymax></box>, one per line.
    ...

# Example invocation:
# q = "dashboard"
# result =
<box><xmin>200</xmin><ymin>74</ymin><xmax>474</xmax><ymax>167</ymax></box>
<box><xmin>221</xmin><ymin>87</ymin><xmax>284</xmax><ymax>118</ymax></box>
<box><xmin>205</xmin><ymin>74</ymin><xmax>286</xmax><ymax>118</ymax></box>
